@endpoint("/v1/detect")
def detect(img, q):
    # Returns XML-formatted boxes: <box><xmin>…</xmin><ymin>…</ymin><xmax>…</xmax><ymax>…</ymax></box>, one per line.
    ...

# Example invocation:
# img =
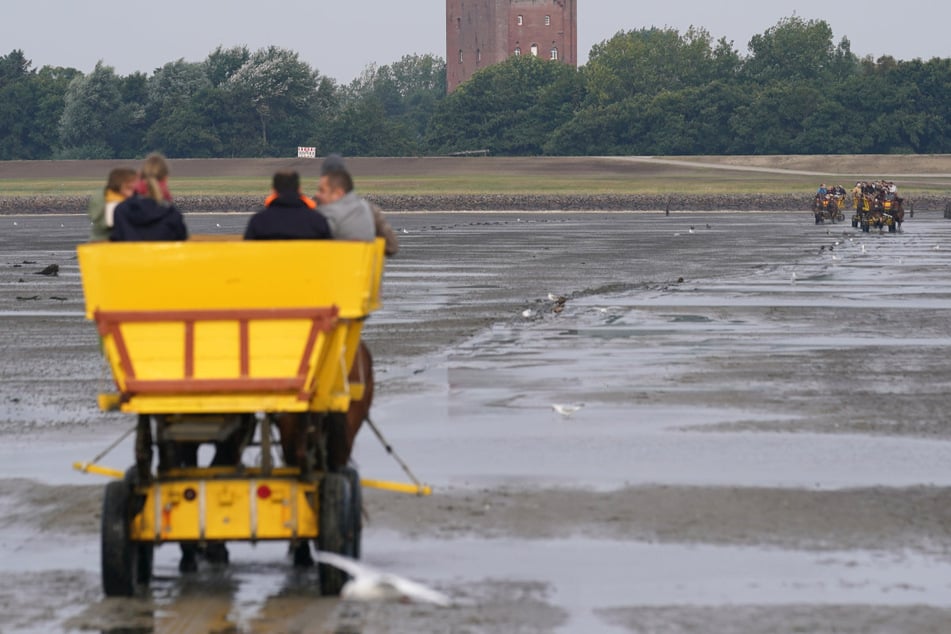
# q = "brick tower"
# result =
<box><xmin>446</xmin><ymin>0</ymin><xmax>578</xmax><ymax>92</ymax></box>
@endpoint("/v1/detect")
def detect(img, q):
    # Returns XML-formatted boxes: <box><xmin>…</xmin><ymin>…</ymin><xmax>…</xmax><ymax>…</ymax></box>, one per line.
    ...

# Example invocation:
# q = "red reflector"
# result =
<box><xmin>257</xmin><ymin>485</ymin><xmax>271</xmax><ymax>500</ymax></box>
<box><xmin>183</xmin><ymin>488</ymin><xmax>197</xmax><ymax>501</ymax></box>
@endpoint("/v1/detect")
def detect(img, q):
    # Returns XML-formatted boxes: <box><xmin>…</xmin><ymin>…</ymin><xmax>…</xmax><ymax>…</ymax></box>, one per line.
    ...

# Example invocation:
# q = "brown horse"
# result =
<box><xmin>276</xmin><ymin>341</ymin><xmax>373</xmax><ymax>471</ymax></box>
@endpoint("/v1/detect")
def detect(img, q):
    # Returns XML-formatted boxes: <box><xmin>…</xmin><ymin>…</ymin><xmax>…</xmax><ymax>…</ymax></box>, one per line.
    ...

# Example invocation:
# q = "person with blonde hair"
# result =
<box><xmin>111</xmin><ymin>152</ymin><xmax>187</xmax><ymax>241</ymax></box>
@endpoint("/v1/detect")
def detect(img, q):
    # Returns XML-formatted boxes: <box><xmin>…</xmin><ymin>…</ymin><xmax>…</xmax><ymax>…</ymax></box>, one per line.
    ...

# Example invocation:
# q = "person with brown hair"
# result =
<box><xmin>87</xmin><ymin>167</ymin><xmax>137</xmax><ymax>241</ymax></box>
<box><xmin>111</xmin><ymin>152</ymin><xmax>188</xmax><ymax>242</ymax></box>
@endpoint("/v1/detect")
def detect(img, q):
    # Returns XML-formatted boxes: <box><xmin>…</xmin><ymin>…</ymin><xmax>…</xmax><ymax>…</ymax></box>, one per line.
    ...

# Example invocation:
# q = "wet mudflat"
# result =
<box><xmin>1</xmin><ymin>210</ymin><xmax>951</xmax><ymax>633</ymax></box>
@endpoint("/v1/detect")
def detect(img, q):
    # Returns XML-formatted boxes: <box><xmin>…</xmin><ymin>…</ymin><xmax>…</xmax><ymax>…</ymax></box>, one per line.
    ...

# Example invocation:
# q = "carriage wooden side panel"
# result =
<box><xmin>77</xmin><ymin>238</ymin><xmax>385</xmax><ymax>414</ymax></box>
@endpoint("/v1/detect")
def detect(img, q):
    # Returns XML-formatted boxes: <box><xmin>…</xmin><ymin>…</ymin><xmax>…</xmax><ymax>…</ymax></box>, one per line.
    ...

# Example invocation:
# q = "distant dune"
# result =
<box><xmin>3</xmin><ymin>155</ymin><xmax>951</xmax><ymax>180</ymax></box>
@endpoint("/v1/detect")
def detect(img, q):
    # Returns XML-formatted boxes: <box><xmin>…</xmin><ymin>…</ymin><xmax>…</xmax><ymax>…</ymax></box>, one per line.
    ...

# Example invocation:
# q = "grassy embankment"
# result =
<box><xmin>1</xmin><ymin>156</ymin><xmax>949</xmax><ymax>197</ymax></box>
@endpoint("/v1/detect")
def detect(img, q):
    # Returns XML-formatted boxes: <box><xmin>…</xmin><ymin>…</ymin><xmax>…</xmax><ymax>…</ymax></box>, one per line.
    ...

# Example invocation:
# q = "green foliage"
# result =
<box><xmin>584</xmin><ymin>27</ymin><xmax>731</xmax><ymax>105</ymax></box>
<box><xmin>427</xmin><ymin>55</ymin><xmax>583</xmax><ymax>155</ymax></box>
<box><xmin>2</xmin><ymin>15</ymin><xmax>951</xmax><ymax>159</ymax></box>
<box><xmin>58</xmin><ymin>62</ymin><xmax>127</xmax><ymax>158</ymax></box>
<box><xmin>329</xmin><ymin>54</ymin><xmax>447</xmax><ymax>154</ymax></box>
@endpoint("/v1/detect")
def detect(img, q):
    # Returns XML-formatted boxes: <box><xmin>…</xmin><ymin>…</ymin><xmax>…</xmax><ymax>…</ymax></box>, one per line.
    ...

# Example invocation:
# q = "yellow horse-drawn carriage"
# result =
<box><xmin>78</xmin><ymin>237</ymin><xmax>385</xmax><ymax>597</ymax></box>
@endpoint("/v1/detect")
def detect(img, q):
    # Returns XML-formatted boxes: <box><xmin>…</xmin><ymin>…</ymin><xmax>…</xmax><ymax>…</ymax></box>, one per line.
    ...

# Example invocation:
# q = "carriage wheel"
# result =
<box><xmin>888</xmin><ymin>222</ymin><xmax>897</xmax><ymax>233</ymax></box>
<box><xmin>101</xmin><ymin>480</ymin><xmax>151</xmax><ymax>596</ymax></box>
<box><xmin>340</xmin><ymin>466</ymin><xmax>363</xmax><ymax>560</ymax></box>
<box><xmin>317</xmin><ymin>473</ymin><xmax>355</xmax><ymax>596</ymax></box>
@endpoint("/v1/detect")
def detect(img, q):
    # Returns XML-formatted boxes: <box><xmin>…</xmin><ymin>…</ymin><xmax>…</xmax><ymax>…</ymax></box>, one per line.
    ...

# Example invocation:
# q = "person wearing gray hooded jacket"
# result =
<box><xmin>314</xmin><ymin>167</ymin><xmax>376</xmax><ymax>242</ymax></box>
<box><xmin>314</xmin><ymin>154</ymin><xmax>399</xmax><ymax>255</ymax></box>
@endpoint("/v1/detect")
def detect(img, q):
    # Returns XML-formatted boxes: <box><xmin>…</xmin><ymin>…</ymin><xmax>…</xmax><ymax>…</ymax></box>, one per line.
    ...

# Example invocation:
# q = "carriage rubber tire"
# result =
<box><xmin>317</xmin><ymin>472</ymin><xmax>354</xmax><ymax>596</ymax></box>
<box><xmin>102</xmin><ymin>480</ymin><xmax>149</xmax><ymax>597</ymax></box>
<box><xmin>340</xmin><ymin>466</ymin><xmax>363</xmax><ymax>560</ymax></box>
<box><xmin>122</xmin><ymin>468</ymin><xmax>154</xmax><ymax>585</ymax></box>
<box><xmin>888</xmin><ymin>223</ymin><xmax>897</xmax><ymax>233</ymax></box>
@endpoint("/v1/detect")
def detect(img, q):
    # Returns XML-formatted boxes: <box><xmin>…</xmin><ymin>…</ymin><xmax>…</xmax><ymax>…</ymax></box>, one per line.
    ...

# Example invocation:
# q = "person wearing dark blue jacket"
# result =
<box><xmin>110</xmin><ymin>153</ymin><xmax>187</xmax><ymax>242</ymax></box>
<box><xmin>244</xmin><ymin>170</ymin><xmax>331</xmax><ymax>240</ymax></box>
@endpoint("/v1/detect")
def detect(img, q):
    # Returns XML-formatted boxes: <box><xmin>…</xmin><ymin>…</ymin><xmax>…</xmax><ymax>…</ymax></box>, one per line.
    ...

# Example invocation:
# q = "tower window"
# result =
<box><xmin>530</xmin><ymin>43</ymin><xmax>538</xmax><ymax>57</ymax></box>
<box><xmin>514</xmin><ymin>46</ymin><xmax>521</xmax><ymax>56</ymax></box>
<box><xmin>545</xmin><ymin>15</ymin><xmax>551</xmax><ymax>26</ymax></box>
<box><xmin>477</xmin><ymin>48</ymin><xmax>481</xmax><ymax>64</ymax></box>
<box><xmin>459</xmin><ymin>49</ymin><xmax>463</xmax><ymax>63</ymax></box>
<box><xmin>517</xmin><ymin>15</ymin><xmax>523</xmax><ymax>26</ymax></box>
<box><xmin>550</xmin><ymin>46</ymin><xmax>559</xmax><ymax>60</ymax></box>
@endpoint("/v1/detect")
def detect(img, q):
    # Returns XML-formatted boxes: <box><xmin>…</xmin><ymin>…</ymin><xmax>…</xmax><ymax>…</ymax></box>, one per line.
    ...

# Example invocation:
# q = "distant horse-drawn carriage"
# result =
<box><xmin>812</xmin><ymin>186</ymin><xmax>846</xmax><ymax>224</ymax></box>
<box><xmin>851</xmin><ymin>181</ymin><xmax>904</xmax><ymax>233</ymax></box>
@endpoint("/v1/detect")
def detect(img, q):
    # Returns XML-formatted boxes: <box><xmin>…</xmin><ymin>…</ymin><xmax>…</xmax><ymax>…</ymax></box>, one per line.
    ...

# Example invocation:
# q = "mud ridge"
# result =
<box><xmin>1</xmin><ymin>193</ymin><xmax>947</xmax><ymax>214</ymax></box>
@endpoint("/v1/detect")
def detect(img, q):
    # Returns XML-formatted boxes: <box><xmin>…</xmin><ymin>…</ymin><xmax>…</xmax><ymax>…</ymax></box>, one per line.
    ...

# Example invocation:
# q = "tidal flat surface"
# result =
<box><xmin>1</xmin><ymin>210</ymin><xmax>950</xmax><ymax>633</ymax></box>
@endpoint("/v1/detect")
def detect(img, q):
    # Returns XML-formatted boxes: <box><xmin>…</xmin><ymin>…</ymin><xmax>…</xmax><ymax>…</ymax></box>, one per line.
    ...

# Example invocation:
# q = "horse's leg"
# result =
<box><xmin>344</xmin><ymin>341</ymin><xmax>374</xmax><ymax>464</ymax></box>
<box><xmin>275</xmin><ymin>413</ymin><xmax>305</xmax><ymax>467</ymax></box>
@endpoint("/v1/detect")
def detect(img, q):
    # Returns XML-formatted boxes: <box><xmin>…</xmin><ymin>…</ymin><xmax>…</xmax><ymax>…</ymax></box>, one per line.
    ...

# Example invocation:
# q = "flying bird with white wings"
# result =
<box><xmin>315</xmin><ymin>551</ymin><xmax>453</xmax><ymax>607</ymax></box>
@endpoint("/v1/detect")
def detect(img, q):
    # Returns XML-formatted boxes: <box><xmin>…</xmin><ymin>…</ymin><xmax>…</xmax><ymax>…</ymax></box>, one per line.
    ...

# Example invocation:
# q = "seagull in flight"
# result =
<box><xmin>315</xmin><ymin>551</ymin><xmax>452</xmax><ymax>606</ymax></box>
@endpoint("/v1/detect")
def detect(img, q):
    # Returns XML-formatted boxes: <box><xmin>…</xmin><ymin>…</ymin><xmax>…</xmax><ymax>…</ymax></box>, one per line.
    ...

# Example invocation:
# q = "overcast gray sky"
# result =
<box><xmin>2</xmin><ymin>1</ymin><xmax>946</xmax><ymax>82</ymax></box>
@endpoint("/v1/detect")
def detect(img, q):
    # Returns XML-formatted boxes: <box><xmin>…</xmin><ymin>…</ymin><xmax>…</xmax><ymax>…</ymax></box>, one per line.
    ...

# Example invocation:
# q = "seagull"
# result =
<box><xmin>216</xmin><ymin>222</ymin><xmax>221</xmax><ymax>228</ymax></box>
<box><xmin>831</xmin><ymin>254</ymin><xmax>841</xmax><ymax>262</ymax></box>
<box><xmin>688</xmin><ymin>226</ymin><xmax>695</xmax><ymax>234</ymax></box>
<box><xmin>934</xmin><ymin>244</ymin><xmax>941</xmax><ymax>251</ymax></box>
<box><xmin>401</xmin><ymin>228</ymin><xmax>408</xmax><ymax>234</ymax></box>
<box><xmin>521</xmin><ymin>308</ymin><xmax>535</xmax><ymax>318</ymax></box>
<box><xmin>314</xmin><ymin>551</ymin><xmax>452</xmax><ymax>606</ymax></box>
<box><xmin>547</xmin><ymin>293</ymin><xmax>566</xmax><ymax>302</ymax></box>
<box><xmin>790</xmin><ymin>272</ymin><xmax>797</xmax><ymax>284</ymax></box>
<box><xmin>552</xmin><ymin>403</ymin><xmax>583</xmax><ymax>417</ymax></box>
<box><xmin>860</xmin><ymin>243</ymin><xmax>866</xmax><ymax>254</ymax></box>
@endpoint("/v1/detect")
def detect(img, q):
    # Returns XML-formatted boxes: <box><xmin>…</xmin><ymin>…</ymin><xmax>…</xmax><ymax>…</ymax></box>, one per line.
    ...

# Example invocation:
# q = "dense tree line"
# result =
<box><xmin>1</xmin><ymin>16</ymin><xmax>950</xmax><ymax>159</ymax></box>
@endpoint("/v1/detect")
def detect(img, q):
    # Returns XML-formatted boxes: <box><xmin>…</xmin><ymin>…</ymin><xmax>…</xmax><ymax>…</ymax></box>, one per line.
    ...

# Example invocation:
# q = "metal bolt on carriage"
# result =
<box><xmin>76</xmin><ymin>237</ymin><xmax>386</xmax><ymax>597</ymax></box>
